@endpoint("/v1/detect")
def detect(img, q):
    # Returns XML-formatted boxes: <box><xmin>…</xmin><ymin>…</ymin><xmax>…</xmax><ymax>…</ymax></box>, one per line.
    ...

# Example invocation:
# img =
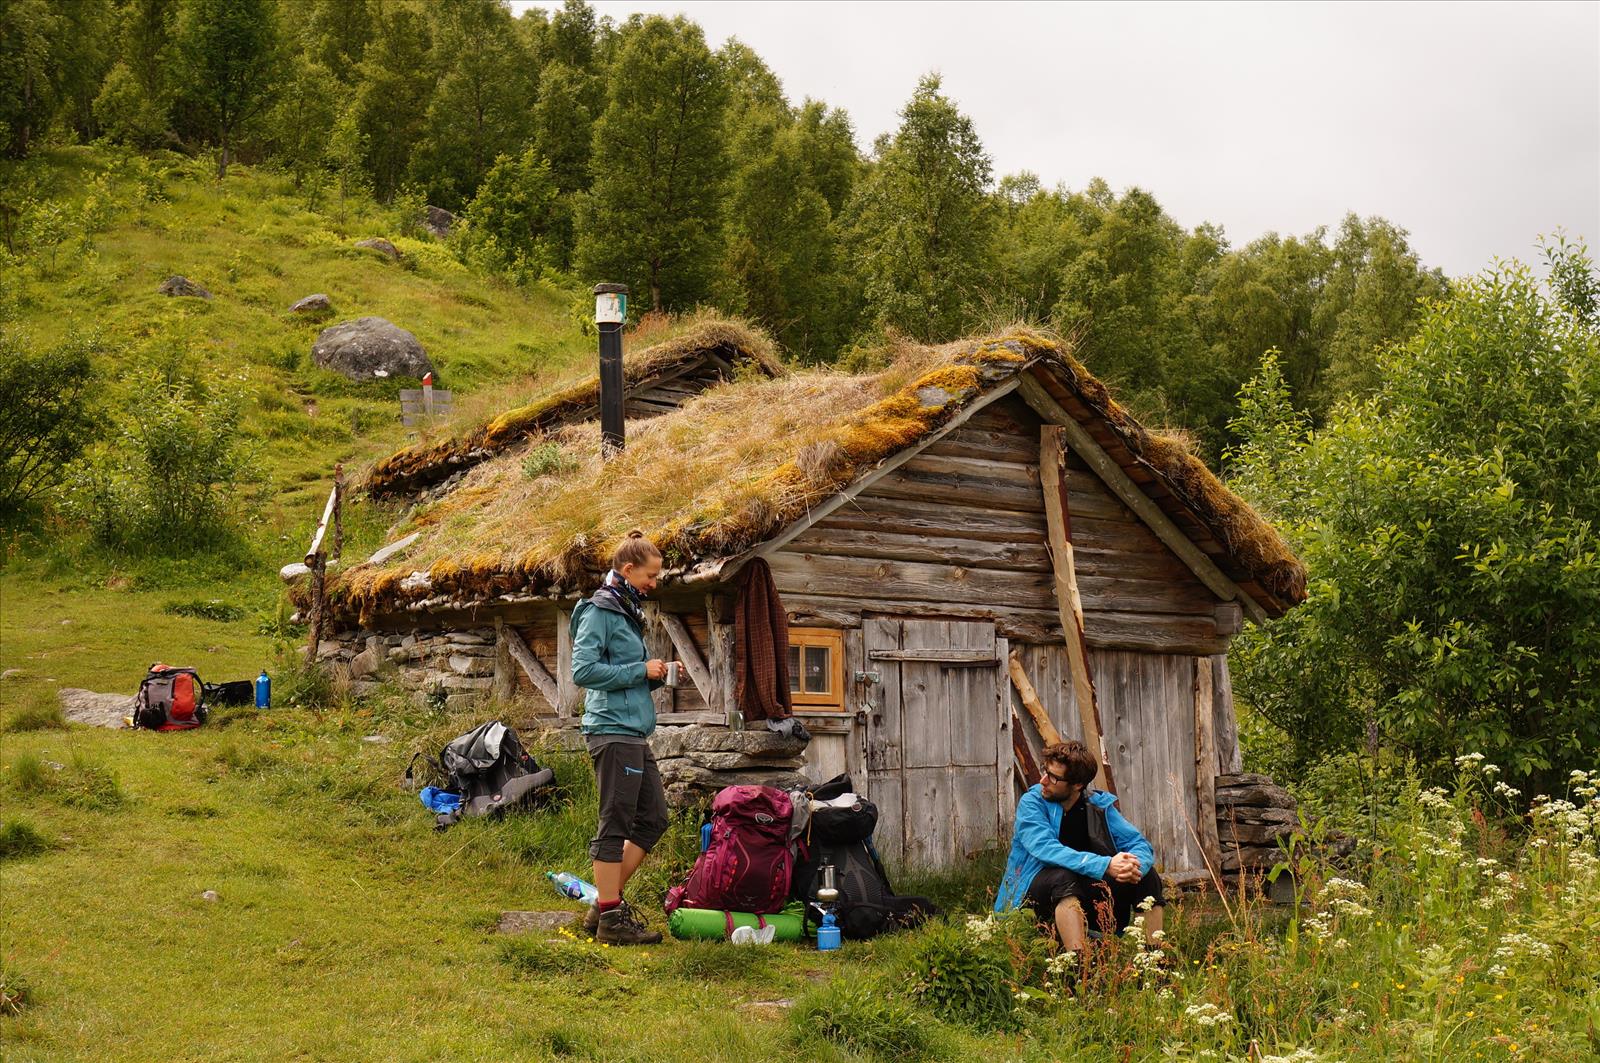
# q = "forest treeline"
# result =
<box><xmin>2</xmin><ymin>0</ymin><xmax>1450</xmax><ymax>456</ymax></box>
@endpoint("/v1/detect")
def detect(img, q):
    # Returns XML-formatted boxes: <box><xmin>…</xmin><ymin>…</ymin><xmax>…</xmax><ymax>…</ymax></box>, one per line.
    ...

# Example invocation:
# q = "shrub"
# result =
<box><xmin>908</xmin><ymin>919</ymin><xmax>1020</xmax><ymax>1031</ymax></box>
<box><xmin>790</xmin><ymin>978</ymin><xmax>930</xmax><ymax>1060</ymax></box>
<box><xmin>0</xmin><ymin>329</ymin><xmax>101</xmax><ymax>525</ymax></box>
<box><xmin>0</xmin><ymin>965</ymin><xmax>32</xmax><ymax>1016</ymax></box>
<box><xmin>0</xmin><ymin>818</ymin><xmax>49</xmax><ymax>861</ymax></box>
<box><xmin>522</xmin><ymin>442</ymin><xmax>578</xmax><ymax>479</ymax></box>
<box><xmin>162</xmin><ymin>599</ymin><xmax>246</xmax><ymax>622</ymax></box>
<box><xmin>64</xmin><ymin>367</ymin><xmax>263</xmax><ymax>554</ymax></box>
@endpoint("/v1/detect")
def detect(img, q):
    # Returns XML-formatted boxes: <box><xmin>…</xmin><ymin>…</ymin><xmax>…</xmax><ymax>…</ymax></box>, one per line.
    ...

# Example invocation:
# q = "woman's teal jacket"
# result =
<box><xmin>570</xmin><ymin>594</ymin><xmax>663</xmax><ymax>738</ymax></box>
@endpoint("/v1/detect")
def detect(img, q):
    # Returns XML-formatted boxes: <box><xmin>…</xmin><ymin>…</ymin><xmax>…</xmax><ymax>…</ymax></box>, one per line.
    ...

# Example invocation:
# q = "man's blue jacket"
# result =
<box><xmin>993</xmin><ymin>785</ymin><xmax>1155</xmax><ymax>912</ymax></box>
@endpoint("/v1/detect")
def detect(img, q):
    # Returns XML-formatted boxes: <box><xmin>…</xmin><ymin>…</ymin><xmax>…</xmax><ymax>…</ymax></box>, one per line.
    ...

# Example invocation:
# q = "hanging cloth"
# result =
<box><xmin>734</xmin><ymin>558</ymin><xmax>794</xmax><ymax>721</ymax></box>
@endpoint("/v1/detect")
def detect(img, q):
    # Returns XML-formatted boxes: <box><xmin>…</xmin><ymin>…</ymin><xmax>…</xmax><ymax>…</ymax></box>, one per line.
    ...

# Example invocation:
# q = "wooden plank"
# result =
<box><xmin>1011</xmin><ymin>711</ymin><xmax>1040</xmax><ymax>782</ymax></box>
<box><xmin>1017</xmin><ymin>372</ymin><xmax>1267</xmax><ymax>625</ymax></box>
<box><xmin>900</xmin><ymin>452</ymin><xmax>1041</xmax><ymax>490</ymax></box>
<box><xmin>502</xmin><ymin>621</ymin><xmax>560</xmax><ymax>708</ymax></box>
<box><xmin>1040</xmin><ymin>425</ymin><xmax>1114</xmax><ymax>793</ymax></box>
<box><xmin>706</xmin><ymin>604</ymin><xmax>738</xmax><ymax>725</ymax></box>
<box><xmin>1008</xmin><ymin>650</ymin><xmax>1061</xmax><ymax>745</ymax></box>
<box><xmin>659</xmin><ymin>611</ymin><xmax>714</xmax><ymax>704</ymax></box>
<box><xmin>555</xmin><ymin>606</ymin><xmax>583</xmax><ymax>717</ymax></box>
<box><xmin>819</xmin><ymin>495</ymin><xmax>1048</xmax><ymax>543</ymax></box>
<box><xmin>1213</xmin><ymin>655</ymin><xmax>1242</xmax><ymax>773</ymax></box>
<box><xmin>863</xmin><ymin>465</ymin><xmax>1047</xmax><ymax>513</ymax></box>
<box><xmin>768</xmin><ymin>552</ymin><xmax>1215</xmax><ymax>616</ymax></box>
<box><xmin>1193</xmin><ymin>655</ymin><xmax>1223</xmax><ymax>874</ymax></box>
<box><xmin>995</xmin><ymin>635</ymin><xmax>1015</xmax><ymax>838</ymax></box>
<box><xmin>641</xmin><ymin>606</ymin><xmax>675</xmax><ymax>714</ymax></box>
<box><xmin>305</xmin><ymin>482</ymin><xmax>340</xmax><ymax>564</ymax></box>
<box><xmin>862</xmin><ymin>617</ymin><xmax>904</xmax><ymax>864</ymax></box>
<box><xmin>789</xmin><ymin>526</ymin><xmax>1050</xmax><ymax>570</ymax></box>
<box><xmin>492</xmin><ymin>617</ymin><xmax>516</xmax><ymax>701</ymax></box>
<box><xmin>653</xmin><ymin>711</ymin><xmax>726</xmax><ymax>726</ymax></box>
<box><xmin>843</xmin><ymin>625</ymin><xmax>868</xmax><ymax>783</ymax></box>
<box><xmin>868</xmin><ymin>647</ymin><xmax>999</xmax><ymax>665</ymax></box>
<box><xmin>689</xmin><ymin>379</ymin><xmax>1023</xmax><ymax>586</ymax></box>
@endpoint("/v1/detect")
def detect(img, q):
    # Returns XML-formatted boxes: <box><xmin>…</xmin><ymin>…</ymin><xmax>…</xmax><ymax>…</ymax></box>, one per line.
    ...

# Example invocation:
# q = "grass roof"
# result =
<box><xmin>363</xmin><ymin>317</ymin><xmax>784</xmax><ymax>498</ymax></box>
<box><xmin>322</xmin><ymin>328</ymin><xmax>1307</xmax><ymax>624</ymax></box>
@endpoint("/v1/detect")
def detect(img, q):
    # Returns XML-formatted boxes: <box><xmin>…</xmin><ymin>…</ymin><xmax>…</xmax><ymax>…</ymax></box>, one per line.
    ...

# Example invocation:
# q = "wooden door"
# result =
<box><xmin>862</xmin><ymin>617</ymin><xmax>1011</xmax><ymax>868</ymax></box>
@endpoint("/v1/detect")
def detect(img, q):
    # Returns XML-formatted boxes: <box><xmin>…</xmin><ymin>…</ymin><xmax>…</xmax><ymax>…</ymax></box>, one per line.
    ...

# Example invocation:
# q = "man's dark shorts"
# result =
<box><xmin>588</xmin><ymin>737</ymin><xmax>670</xmax><ymax>862</ymax></box>
<box><xmin>1026</xmin><ymin>865</ymin><xmax>1166</xmax><ymax>935</ymax></box>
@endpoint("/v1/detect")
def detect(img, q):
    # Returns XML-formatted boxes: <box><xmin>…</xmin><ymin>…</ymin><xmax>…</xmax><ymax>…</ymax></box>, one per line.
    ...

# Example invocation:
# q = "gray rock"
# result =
<box><xmin>425</xmin><ymin>206</ymin><xmax>455</xmax><ymax>239</ymax></box>
<box><xmin>290</xmin><ymin>293</ymin><xmax>333</xmax><ymax>314</ymax></box>
<box><xmin>496</xmin><ymin>910</ymin><xmax>579</xmax><ymax>934</ymax></box>
<box><xmin>348</xmin><ymin>680</ymin><xmax>381</xmax><ymax>699</ymax></box>
<box><xmin>347</xmin><ymin>647</ymin><xmax>381</xmax><ymax>679</ymax></box>
<box><xmin>202</xmin><ymin>890</ymin><xmax>220</xmax><ymax>902</ymax></box>
<box><xmin>57</xmin><ymin>688</ymin><xmax>133</xmax><ymax>728</ymax></box>
<box><xmin>444</xmin><ymin>692</ymin><xmax>485</xmax><ymax>711</ymax></box>
<box><xmin>657</xmin><ymin>752</ymin><xmax>807</xmax><ymax>772</ymax></box>
<box><xmin>159</xmin><ymin>275</ymin><xmax>211</xmax><ymax>299</ymax></box>
<box><xmin>311</xmin><ymin>317</ymin><xmax>433</xmax><ymax>381</ymax></box>
<box><xmin>354</xmin><ymin>237</ymin><xmax>402</xmax><ymax>260</ymax></box>
<box><xmin>649</xmin><ymin>728</ymin><xmax>808</xmax><ymax>760</ymax></box>
<box><xmin>448</xmin><ymin>655</ymin><xmax>495</xmax><ymax>677</ymax></box>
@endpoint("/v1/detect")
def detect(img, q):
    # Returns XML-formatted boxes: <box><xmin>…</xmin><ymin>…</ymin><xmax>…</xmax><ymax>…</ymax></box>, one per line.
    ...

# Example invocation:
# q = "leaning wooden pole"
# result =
<box><xmin>1039</xmin><ymin>425</ymin><xmax>1116</xmax><ymax>794</ymax></box>
<box><xmin>304</xmin><ymin>476</ymin><xmax>341</xmax><ymax>663</ymax></box>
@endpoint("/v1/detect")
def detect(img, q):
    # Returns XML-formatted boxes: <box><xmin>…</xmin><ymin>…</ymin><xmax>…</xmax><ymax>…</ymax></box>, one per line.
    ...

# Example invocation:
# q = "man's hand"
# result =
<box><xmin>645</xmin><ymin>659</ymin><xmax>668</xmax><ymax>681</ymax></box>
<box><xmin>1107</xmin><ymin>852</ymin><xmax>1142</xmax><ymax>883</ymax></box>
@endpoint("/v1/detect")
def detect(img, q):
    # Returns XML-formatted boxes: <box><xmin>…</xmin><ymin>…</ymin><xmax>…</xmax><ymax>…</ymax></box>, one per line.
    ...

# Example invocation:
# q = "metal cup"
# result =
<box><xmin>664</xmin><ymin>661</ymin><xmax>681</xmax><ymax>687</ymax></box>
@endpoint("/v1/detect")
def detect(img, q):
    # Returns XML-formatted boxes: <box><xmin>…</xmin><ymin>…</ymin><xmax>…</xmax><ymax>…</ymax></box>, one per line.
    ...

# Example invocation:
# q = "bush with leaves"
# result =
<box><xmin>64</xmin><ymin>369</ymin><xmax>262</xmax><ymax>554</ymax></box>
<box><xmin>0</xmin><ymin>330</ymin><xmax>100</xmax><ymax>525</ymax></box>
<box><xmin>458</xmin><ymin>147</ymin><xmax>561</xmax><ymax>284</ymax></box>
<box><xmin>1229</xmin><ymin>238</ymin><xmax>1600</xmax><ymax>793</ymax></box>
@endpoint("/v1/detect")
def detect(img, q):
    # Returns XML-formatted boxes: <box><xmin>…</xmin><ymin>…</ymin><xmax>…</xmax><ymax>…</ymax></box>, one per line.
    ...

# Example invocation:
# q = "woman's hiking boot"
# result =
<box><xmin>596</xmin><ymin>901</ymin><xmax>662</xmax><ymax>945</ymax></box>
<box><xmin>582</xmin><ymin>904</ymin><xmax>599</xmax><ymax>936</ymax></box>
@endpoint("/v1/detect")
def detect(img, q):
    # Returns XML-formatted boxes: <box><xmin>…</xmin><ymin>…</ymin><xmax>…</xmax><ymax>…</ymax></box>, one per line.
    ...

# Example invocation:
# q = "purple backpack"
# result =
<box><xmin>666</xmin><ymin>786</ymin><xmax>795</xmax><ymax>915</ymax></box>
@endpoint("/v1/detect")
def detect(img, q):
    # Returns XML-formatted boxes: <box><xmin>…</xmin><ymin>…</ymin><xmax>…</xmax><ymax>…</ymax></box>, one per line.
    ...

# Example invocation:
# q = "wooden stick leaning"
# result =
<box><xmin>1040</xmin><ymin>425</ymin><xmax>1116</xmax><ymax>794</ymax></box>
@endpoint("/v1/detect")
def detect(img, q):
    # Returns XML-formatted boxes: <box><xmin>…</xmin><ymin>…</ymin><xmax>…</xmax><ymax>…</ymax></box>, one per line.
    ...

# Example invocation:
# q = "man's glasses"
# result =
<box><xmin>1043</xmin><ymin>769</ymin><xmax>1071</xmax><ymax>785</ymax></box>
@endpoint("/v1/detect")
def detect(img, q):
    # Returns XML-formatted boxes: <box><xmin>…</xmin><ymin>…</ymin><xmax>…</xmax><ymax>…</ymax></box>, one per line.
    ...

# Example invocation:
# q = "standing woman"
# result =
<box><xmin>570</xmin><ymin>531</ymin><xmax>677</xmax><ymax>945</ymax></box>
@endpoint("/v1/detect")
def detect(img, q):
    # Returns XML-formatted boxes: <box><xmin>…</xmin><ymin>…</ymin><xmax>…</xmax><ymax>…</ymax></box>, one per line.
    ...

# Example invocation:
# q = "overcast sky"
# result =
<box><xmin>510</xmin><ymin>1</ymin><xmax>1599</xmax><ymax>278</ymax></box>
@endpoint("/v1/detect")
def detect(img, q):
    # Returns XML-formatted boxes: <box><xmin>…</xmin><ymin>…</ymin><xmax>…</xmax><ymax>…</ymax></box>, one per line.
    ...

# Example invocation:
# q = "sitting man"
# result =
<box><xmin>994</xmin><ymin>740</ymin><xmax>1165</xmax><ymax>955</ymax></box>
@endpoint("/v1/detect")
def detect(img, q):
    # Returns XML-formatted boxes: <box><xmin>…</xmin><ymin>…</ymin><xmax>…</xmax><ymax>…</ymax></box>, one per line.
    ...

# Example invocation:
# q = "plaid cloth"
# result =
<box><xmin>734</xmin><ymin>558</ymin><xmax>793</xmax><ymax>721</ymax></box>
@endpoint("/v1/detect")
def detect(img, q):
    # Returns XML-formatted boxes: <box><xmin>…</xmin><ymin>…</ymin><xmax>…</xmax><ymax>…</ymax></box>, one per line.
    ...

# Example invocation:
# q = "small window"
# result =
<box><xmin>787</xmin><ymin>627</ymin><xmax>845</xmax><ymax>711</ymax></box>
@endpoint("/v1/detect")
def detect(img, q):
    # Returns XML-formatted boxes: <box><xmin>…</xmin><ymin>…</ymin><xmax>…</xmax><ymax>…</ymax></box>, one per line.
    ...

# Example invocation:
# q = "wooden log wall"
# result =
<box><xmin>775</xmin><ymin>396</ymin><xmax>1231</xmax><ymax>656</ymax></box>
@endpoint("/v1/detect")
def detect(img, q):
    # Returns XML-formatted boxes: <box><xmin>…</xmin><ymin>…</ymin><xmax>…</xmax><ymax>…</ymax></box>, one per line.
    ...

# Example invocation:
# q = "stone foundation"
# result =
<box><xmin>313</xmin><ymin>626</ymin><xmax>497</xmax><ymax>709</ymax></box>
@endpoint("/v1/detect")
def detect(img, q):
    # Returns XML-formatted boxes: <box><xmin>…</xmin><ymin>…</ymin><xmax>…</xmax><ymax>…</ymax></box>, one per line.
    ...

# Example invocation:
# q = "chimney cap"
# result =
<box><xmin>592</xmin><ymin>282</ymin><xmax>630</xmax><ymax>295</ymax></box>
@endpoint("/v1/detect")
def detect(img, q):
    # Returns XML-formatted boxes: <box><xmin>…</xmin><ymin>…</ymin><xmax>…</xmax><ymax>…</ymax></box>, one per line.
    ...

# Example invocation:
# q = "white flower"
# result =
<box><xmin>1456</xmin><ymin>753</ymin><xmax>1486</xmax><ymax>766</ymax></box>
<box><xmin>1493</xmin><ymin>781</ymin><xmax>1520</xmax><ymax>799</ymax></box>
<box><xmin>1184</xmin><ymin>1001</ymin><xmax>1234</xmax><ymax>1028</ymax></box>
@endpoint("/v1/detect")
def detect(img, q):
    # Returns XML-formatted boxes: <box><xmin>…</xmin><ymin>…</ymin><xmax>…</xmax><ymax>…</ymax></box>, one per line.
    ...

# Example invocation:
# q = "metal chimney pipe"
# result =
<box><xmin>593</xmin><ymin>283</ymin><xmax>629</xmax><ymax>457</ymax></box>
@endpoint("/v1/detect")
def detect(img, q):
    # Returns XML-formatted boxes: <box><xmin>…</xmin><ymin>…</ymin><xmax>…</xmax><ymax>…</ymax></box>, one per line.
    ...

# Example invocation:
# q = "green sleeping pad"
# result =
<box><xmin>667</xmin><ymin>903</ymin><xmax>806</xmax><ymax>942</ymax></box>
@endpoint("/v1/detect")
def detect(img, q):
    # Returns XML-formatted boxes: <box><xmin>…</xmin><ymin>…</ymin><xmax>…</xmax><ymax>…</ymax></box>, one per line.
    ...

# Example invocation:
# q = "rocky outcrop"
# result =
<box><xmin>424</xmin><ymin>206</ymin><xmax>455</xmax><ymax>239</ymax></box>
<box><xmin>290</xmin><ymin>293</ymin><xmax>332</xmax><ymax>315</ymax></box>
<box><xmin>316</xmin><ymin>627</ymin><xmax>495</xmax><ymax>707</ymax></box>
<box><xmin>311</xmin><ymin>317</ymin><xmax>432</xmax><ymax>380</ymax></box>
<box><xmin>158</xmin><ymin>275</ymin><xmax>211</xmax><ymax>299</ymax></box>
<box><xmin>650</xmin><ymin>728</ymin><xmax>811</xmax><ymax>807</ymax></box>
<box><xmin>354</xmin><ymin>237</ymin><xmax>402</xmax><ymax>260</ymax></box>
<box><xmin>58</xmin><ymin>688</ymin><xmax>133</xmax><ymax>728</ymax></box>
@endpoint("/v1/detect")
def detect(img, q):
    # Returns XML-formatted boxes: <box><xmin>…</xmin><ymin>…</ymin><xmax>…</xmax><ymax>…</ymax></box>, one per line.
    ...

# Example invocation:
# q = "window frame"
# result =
<box><xmin>787</xmin><ymin>627</ymin><xmax>846</xmax><ymax>711</ymax></box>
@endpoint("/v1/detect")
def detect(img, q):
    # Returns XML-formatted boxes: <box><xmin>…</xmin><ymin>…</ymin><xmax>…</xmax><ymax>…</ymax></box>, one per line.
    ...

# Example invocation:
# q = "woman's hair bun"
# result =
<box><xmin>626</xmin><ymin>529</ymin><xmax>644</xmax><ymax>539</ymax></box>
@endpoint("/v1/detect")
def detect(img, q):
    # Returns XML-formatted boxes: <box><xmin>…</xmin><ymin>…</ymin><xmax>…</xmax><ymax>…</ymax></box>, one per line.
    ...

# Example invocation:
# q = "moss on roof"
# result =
<box><xmin>318</xmin><ymin>327</ymin><xmax>1307</xmax><ymax>624</ymax></box>
<box><xmin>363</xmin><ymin>318</ymin><xmax>784</xmax><ymax>498</ymax></box>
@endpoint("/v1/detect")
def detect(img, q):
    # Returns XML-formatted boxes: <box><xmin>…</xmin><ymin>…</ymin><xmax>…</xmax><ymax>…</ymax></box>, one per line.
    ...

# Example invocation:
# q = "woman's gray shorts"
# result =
<box><xmin>587</xmin><ymin>737</ymin><xmax>670</xmax><ymax>862</ymax></box>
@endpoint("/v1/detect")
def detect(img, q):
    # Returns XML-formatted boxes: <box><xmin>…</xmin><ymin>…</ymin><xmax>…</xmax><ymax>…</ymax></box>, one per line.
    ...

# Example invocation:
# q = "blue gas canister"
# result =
<box><xmin>255</xmin><ymin>670</ymin><xmax>271</xmax><ymax>708</ymax></box>
<box><xmin>816</xmin><ymin>909</ymin><xmax>841</xmax><ymax>952</ymax></box>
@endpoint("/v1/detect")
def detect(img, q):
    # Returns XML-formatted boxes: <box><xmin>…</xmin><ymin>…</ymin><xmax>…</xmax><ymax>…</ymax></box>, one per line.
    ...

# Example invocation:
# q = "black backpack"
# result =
<box><xmin>406</xmin><ymin>721</ymin><xmax>556</xmax><ymax>829</ymax></box>
<box><xmin>792</xmin><ymin>773</ymin><xmax>939</xmax><ymax>939</ymax></box>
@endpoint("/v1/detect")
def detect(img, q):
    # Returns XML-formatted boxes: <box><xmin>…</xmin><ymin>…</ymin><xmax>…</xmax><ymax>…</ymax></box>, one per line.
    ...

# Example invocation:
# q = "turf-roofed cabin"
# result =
<box><xmin>300</xmin><ymin>322</ymin><xmax>1307</xmax><ymax>879</ymax></box>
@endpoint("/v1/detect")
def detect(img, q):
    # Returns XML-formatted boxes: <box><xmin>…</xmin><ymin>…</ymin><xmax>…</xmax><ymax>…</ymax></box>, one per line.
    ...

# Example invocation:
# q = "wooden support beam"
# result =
<box><xmin>1011</xmin><ymin>711</ymin><xmax>1040</xmax><ymax>783</ymax></box>
<box><xmin>1193</xmin><ymin>656</ymin><xmax>1223</xmax><ymax>873</ymax></box>
<box><xmin>659</xmin><ymin>611</ymin><xmax>714</xmax><ymax>704</ymax></box>
<box><xmin>1007</xmin><ymin>649</ymin><xmax>1061</xmax><ymax>746</ymax></box>
<box><xmin>1017</xmin><ymin>373</ymin><xmax>1268</xmax><ymax>625</ymax></box>
<box><xmin>502</xmin><ymin>620</ymin><xmax>560</xmax><ymax>709</ymax></box>
<box><xmin>706</xmin><ymin>601</ymin><xmax>738</xmax><ymax>726</ymax></box>
<box><xmin>555</xmin><ymin>606</ymin><xmax>583</xmax><ymax>718</ymax></box>
<box><xmin>305</xmin><ymin>481</ymin><xmax>340</xmax><ymax>565</ymax></box>
<box><xmin>1040</xmin><ymin>425</ymin><xmax>1114</xmax><ymax>794</ymax></box>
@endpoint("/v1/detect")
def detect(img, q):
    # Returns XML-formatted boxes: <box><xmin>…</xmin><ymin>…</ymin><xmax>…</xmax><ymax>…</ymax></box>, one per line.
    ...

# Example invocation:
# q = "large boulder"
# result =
<box><xmin>290</xmin><ymin>293</ymin><xmax>332</xmax><ymax>315</ymax></box>
<box><xmin>311</xmin><ymin>317</ymin><xmax>433</xmax><ymax>380</ymax></box>
<box><xmin>354</xmin><ymin>237</ymin><xmax>402</xmax><ymax>260</ymax></box>
<box><xmin>158</xmin><ymin>275</ymin><xmax>211</xmax><ymax>299</ymax></box>
<box><xmin>424</xmin><ymin>206</ymin><xmax>455</xmax><ymax>239</ymax></box>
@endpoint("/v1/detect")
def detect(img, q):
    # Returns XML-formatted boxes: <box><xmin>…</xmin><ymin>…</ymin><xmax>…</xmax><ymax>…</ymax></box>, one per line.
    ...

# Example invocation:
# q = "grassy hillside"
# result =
<box><xmin>1</xmin><ymin>145</ymin><xmax>602</xmax><ymax>698</ymax></box>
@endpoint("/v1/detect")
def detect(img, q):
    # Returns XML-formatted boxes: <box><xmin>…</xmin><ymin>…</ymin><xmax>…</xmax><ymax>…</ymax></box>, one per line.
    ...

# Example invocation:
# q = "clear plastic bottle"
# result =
<box><xmin>546</xmin><ymin>871</ymin><xmax>599</xmax><ymax>905</ymax></box>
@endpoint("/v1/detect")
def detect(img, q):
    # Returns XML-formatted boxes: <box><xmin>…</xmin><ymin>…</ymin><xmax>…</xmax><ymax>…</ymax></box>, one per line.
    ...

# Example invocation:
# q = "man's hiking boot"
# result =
<box><xmin>596</xmin><ymin>902</ymin><xmax>662</xmax><ymax>945</ymax></box>
<box><xmin>582</xmin><ymin>904</ymin><xmax>599</xmax><ymax>935</ymax></box>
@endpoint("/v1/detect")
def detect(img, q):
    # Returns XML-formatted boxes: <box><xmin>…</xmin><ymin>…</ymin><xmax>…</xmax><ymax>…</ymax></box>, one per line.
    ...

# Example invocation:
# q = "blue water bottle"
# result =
<box><xmin>816</xmin><ymin>909</ymin><xmax>841</xmax><ymax>952</ymax></box>
<box><xmin>255</xmin><ymin>670</ymin><xmax>271</xmax><ymax>709</ymax></box>
<box><xmin>700</xmin><ymin>821</ymin><xmax>713</xmax><ymax>853</ymax></box>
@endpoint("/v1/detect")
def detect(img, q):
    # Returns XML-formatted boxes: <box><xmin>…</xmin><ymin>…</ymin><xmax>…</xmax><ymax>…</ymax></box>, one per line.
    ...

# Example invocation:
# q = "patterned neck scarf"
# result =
<box><xmin>597</xmin><ymin>569</ymin><xmax>645</xmax><ymax>626</ymax></box>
